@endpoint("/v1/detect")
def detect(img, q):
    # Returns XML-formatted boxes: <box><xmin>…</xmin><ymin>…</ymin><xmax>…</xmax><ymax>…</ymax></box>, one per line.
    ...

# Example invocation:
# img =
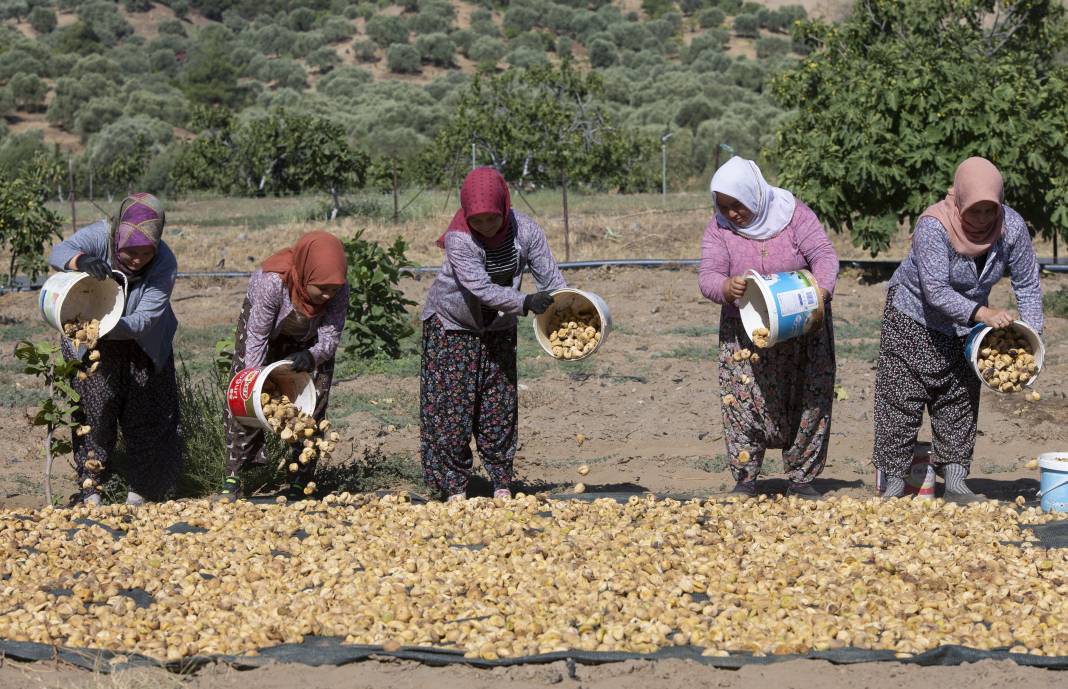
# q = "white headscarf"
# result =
<box><xmin>710</xmin><ymin>156</ymin><xmax>797</xmax><ymax>241</ymax></box>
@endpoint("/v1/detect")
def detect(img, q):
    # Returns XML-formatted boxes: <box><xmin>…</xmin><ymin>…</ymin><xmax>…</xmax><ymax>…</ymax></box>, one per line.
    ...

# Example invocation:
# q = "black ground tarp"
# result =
<box><xmin>5</xmin><ymin>495</ymin><xmax>1066</xmax><ymax>673</ymax></box>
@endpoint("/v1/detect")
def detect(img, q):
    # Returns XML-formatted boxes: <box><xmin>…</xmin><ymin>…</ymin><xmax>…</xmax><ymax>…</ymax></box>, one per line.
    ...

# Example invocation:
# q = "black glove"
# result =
<box><xmin>289</xmin><ymin>350</ymin><xmax>316</xmax><ymax>373</ymax></box>
<box><xmin>523</xmin><ymin>291</ymin><xmax>554</xmax><ymax>316</ymax></box>
<box><xmin>75</xmin><ymin>254</ymin><xmax>111</xmax><ymax>280</ymax></box>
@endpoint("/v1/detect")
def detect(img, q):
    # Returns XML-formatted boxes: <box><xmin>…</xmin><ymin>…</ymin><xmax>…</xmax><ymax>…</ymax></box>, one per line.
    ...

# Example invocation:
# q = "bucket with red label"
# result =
<box><xmin>226</xmin><ymin>360</ymin><xmax>316</xmax><ymax>430</ymax></box>
<box><xmin>876</xmin><ymin>441</ymin><xmax>935</xmax><ymax>498</ymax></box>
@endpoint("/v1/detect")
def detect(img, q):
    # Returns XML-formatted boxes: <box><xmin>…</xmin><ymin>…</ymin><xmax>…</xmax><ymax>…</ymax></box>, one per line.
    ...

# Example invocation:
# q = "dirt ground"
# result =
<box><xmin>1</xmin><ymin>657</ymin><xmax>1066</xmax><ymax>689</ymax></box>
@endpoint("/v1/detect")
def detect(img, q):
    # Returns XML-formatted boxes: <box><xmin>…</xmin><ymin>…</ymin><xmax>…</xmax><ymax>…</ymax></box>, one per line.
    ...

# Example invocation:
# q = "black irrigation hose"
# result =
<box><xmin>2</xmin><ymin>259</ymin><xmax>1067</xmax><ymax>294</ymax></box>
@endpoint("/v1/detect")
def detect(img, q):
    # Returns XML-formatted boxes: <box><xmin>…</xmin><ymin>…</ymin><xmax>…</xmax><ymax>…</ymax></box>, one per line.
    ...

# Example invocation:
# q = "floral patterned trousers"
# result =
<box><xmin>419</xmin><ymin>315</ymin><xmax>518</xmax><ymax>498</ymax></box>
<box><xmin>64</xmin><ymin>338</ymin><xmax>183</xmax><ymax>501</ymax></box>
<box><xmin>717</xmin><ymin>313</ymin><xmax>836</xmax><ymax>484</ymax></box>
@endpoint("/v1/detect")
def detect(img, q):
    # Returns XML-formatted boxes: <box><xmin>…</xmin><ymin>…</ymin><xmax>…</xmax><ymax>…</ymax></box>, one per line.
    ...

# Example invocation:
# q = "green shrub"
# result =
<box><xmin>8</xmin><ymin>72</ymin><xmax>47</xmax><ymax>112</ymax></box>
<box><xmin>342</xmin><ymin>230</ymin><xmax>416</xmax><ymax>362</ymax></box>
<box><xmin>158</xmin><ymin>18</ymin><xmax>187</xmax><ymax>37</ymax></box>
<box><xmin>588</xmin><ymin>38</ymin><xmax>619</xmax><ymax>68</ymax></box>
<box><xmin>308</xmin><ymin>46</ymin><xmax>342</xmax><ymax>74</ymax></box>
<box><xmin>506</xmin><ymin>46</ymin><xmax>548</xmax><ymax>69</ymax></box>
<box><xmin>367</xmin><ymin>15</ymin><xmax>408</xmax><ymax>47</ymax></box>
<box><xmin>28</xmin><ymin>6</ymin><xmax>56</xmax><ymax>34</ymax></box>
<box><xmin>320</xmin><ymin>16</ymin><xmax>356</xmax><ymax>43</ymax></box>
<box><xmin>733</xmin><ymin>13</ymin><xmax>759</xmax><ymax>38</ymax></box>
<box><xmin>756</xmin><ymin>35</ymin><xmax>791</xmax><ymax>59</ymax></box>
<box><xmin>1044</xmin><ymin>287</ymin><xmax>1068</xmax><ymax>319</ymax></box>
<box><xmin>698</xmin><ymin>7</ymin><xmax>725</xmax><ymax>28</ymax></box>
<box><xmin>353</xmin><ymin>40</ymin><xmax>380</xmax><ymax>63</ymax></box>
<box><xmin>468</xmin><ymin>36</ymin><xmax>505</xmax><ymax>65</ymax></box>
<box><xmin>387</xmin><ymin>43</ymin><xmax>422</xmax><ymax>74</ymax></box>
<box><xmin>415</xmin><ymin>33</ymin><xmax>455</xmax><ymax>67</ymax></box>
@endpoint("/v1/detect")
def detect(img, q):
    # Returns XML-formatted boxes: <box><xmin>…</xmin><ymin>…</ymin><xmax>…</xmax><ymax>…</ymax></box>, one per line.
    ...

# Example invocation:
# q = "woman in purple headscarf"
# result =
<box><xmin>48</xmin><ymin>193</ymin><xmax>182</xmax><ymax>507</ymax></box>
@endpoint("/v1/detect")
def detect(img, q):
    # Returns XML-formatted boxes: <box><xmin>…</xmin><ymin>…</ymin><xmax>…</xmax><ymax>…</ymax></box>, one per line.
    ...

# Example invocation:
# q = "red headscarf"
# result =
<box><xmin>437</xmin><ymin>167</ymin><xmax>513</xmax><ymax>250</ymax></box>
<box><xmin>261</xmin><ymin>231</ymin><xmax>348</xmax><ymax>317</ymax></box>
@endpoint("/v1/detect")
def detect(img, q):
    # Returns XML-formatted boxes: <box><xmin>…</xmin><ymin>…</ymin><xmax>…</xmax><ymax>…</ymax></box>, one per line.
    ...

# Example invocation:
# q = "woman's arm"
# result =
<box><xmin>309</xmin><ymin>283</ymin><xmax>350</xmax><ymax>365</ymax></box>
<box><xmin>238</xmin><ymin>272</ymin><xmax>284</xmax><ymax>369</ymax></box>
<box><xmin>912</xmin><ymin>220</ymin><xmax>981</xmax><ymax>325</ymax></box>
<box><xmin>1005</xmin><ymin>222</ymin><xmax>1044</xmax><ymax>334</ymax></box>
<box><xmin>698</xmin><ymin>221</ymin><xmax>731</xmax><ymax>304</ymax></box>
<box><xmin>445</xmin><ymin>233</ymin><xmax>526</xmax><ymax>315</ymax></box>
<box><xmin>793</xmin><ymin>202</ymin><xmax>839</xmax><ymax>299</ymax></box>
<box><xmin>524</xmin><ymin>221</ymin><xmax>567</xmax><ymax>292</ymax></box>
<box><xmin>48</xmin><ymin>222</ymin><xmax>108</xmax><ymax>272</ymax></box>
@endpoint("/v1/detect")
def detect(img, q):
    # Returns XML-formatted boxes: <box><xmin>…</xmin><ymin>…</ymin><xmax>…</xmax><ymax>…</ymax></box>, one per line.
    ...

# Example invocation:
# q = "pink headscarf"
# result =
<box><xmin>112</xmin><ymin>193</ymin><xmax>165</xmax><ymax>274</ymax></box>
<box><xmin>919</xmin><ymin>157</ymin><xmax>1005</xmax><ymax>257</ymax></box>
<box><xmin>437</xmin><ymin>167</ymin><xmax>512</xmax><ymax>250</ymax></box>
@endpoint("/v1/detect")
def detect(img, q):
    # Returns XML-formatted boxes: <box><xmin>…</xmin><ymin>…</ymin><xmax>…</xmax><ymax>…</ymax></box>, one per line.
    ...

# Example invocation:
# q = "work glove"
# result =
<box><xmin>289</xmin><ymin>350</ymin><xmax>316</xmax><ymax>373</ymax></box>
<box><xmin>523</xmin><ymin>291</ymin><xmax>554</xmax><ymax>316</ymax></box>
<box><xmin>75</xmin><ymin>254</ymin><xmax>111</xmax><ymax>280</ymax></box>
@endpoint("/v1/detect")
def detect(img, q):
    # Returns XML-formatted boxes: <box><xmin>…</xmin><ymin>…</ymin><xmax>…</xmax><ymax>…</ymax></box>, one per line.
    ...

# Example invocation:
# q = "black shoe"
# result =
<box><xmin>732</xmin><ymin>478</ymin><xmax>757</xmax><ymax>498</ymax></box>
<box><xmin>213</xmin><ymin>475</ymin><xmax>241</xmax><ymax>503</ymax></box>
<box><xmin>787</xmin><ymin>481</ymin><xmax>822</xmax><ymax>501</ymax></box>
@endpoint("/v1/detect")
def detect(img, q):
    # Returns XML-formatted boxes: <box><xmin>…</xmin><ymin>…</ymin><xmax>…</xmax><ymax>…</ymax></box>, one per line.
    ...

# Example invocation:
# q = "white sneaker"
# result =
<box><xmin>84</xmin><ymin>494</ymin><xmax>101</xmax><ymax>507</ymax></box>
<box><xmin>446</xmin><ymin>493</ymin><xmax>465</xmax><ymax>503</ymax></box>
<box><xmin>125</xmin><ymin>491</ymin><xmax>145</xmax><ymax>506</ymax></box>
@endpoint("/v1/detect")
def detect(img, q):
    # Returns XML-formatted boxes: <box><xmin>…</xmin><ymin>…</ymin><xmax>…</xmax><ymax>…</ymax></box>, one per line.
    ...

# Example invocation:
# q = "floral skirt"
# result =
<box><xmin>717</xmin><ymin>313</ymin><xmax>836</xmax><ymax>484</ymax></box>
<box><xmin>419</xmin><ymin>315</ymin><xmax>518</xmax><ymax>498</ymax></box>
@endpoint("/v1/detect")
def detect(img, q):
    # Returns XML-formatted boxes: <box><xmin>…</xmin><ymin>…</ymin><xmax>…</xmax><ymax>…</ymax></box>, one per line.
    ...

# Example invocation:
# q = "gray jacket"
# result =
<box><xmin>48</xmin><ymin>220</ymin><xmax>179</xmax><ymax>368</ymax></box>
<box><xmin>421</xmin><ymin>211</ymin><xmax>567</xmax><ymax>333</ymax></box>
<box><xmin>888</xmin><ymin>207</ymin><xmax>1043</xmax><ymax>337</ymax></box>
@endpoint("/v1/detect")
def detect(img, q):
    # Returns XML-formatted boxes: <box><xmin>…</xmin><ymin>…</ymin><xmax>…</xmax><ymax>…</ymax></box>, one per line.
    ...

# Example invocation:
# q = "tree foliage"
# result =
<box><xmin>0</xmin><ymin>152</ymin><xmax>62</xmax><ymax>283</ymax></box>
<box><xmin>342</xmin><ymin>231</ymin><xmax>415</xmax><ymax>362</ymax></box>
<box><xmin>774</xmin><ymin>0</ymin><xmax>1068</xmax><ymax>254</ymax></box>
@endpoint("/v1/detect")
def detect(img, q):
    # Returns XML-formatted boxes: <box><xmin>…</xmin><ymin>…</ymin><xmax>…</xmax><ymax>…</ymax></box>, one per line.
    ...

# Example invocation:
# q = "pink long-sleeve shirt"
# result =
<box><xmin>698</xmin><ymin>200</ymin><xmax>839</xmax><ymax>318</ymax></box>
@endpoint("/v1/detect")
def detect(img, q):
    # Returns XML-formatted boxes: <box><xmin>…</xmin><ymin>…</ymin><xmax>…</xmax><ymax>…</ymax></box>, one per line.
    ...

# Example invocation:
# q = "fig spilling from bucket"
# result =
<box><xmin>750</xmin><ymin>327</ymin><xmax>770</xmax><ymax>349</ymax></box>
<box><xmin>260</xmin><ymin>392</ymin><xmax>338</xmax><ymax>481</ymax></box>
<box><xmin>977</xmin><ymin>329</ymin><xmax>1037</xmax><ymax>393</ymax></box>
<box><xmin>63</xmin><ymin>318</ymin><xmax>102</xmax><ymax>379</ymax></box>
<box><xmin>547</xmin><ymin>308</ymin><xmax>601</xmax><ymax>360</ymax></box>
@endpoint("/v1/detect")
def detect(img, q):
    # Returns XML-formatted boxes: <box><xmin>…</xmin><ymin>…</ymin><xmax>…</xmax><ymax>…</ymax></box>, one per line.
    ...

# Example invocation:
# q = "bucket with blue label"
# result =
<box><xmin>738</xmin><ymin>269</ymin><xmax>824</xmax><ymax>348</ymax></box>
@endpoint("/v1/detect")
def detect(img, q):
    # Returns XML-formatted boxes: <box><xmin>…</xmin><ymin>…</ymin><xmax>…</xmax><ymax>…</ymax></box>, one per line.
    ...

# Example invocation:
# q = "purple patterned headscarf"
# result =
<box><xmin>112</xmin><ymin>193</ymin><xmax>165</xmax><ymax>273</ymax></box>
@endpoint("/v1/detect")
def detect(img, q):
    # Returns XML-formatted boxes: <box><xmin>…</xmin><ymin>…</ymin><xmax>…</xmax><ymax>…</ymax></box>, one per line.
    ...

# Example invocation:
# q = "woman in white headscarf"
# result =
<box><xmin>698</xmin><ymin>157</ymin><xmax>840</xmax><ymax>499</ymax></box>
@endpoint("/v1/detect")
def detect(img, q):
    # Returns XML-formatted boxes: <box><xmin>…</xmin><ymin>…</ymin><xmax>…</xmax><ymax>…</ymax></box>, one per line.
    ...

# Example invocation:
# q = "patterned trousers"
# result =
<box><xmin>419</xmin><ymin>315</ymin><xmax>518</xmax><ymax>497</ymax></box>
<box><xmin>718</xmin><ymin>313</ymin><xmax>835</xmax><ymax>484</ymax></box>
<box><xmin>872</xmin><ymin>289</ymin><xmax>981</xmax><ymax>477</ymax></box>
<box><xmin>223</xmin><ymin>296</ymin><xmax>335</xmax><ymax>481</ymax></box>
<box><xmin>64</xmin><ymin>338</ymin><xmax>182</xmax><ymax>501</ymax></box>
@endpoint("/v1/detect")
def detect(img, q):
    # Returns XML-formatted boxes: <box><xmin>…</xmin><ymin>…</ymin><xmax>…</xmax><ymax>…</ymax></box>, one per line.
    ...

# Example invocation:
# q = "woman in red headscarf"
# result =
<box><xmin>420</xmin><ymin>167</ymin><xmax>567</xmax><ymax>501</ymax></box>
<box><xmin>219</xmin><ymin>231</ymin><xmax>350</xmax><ymax>502</ymax></box>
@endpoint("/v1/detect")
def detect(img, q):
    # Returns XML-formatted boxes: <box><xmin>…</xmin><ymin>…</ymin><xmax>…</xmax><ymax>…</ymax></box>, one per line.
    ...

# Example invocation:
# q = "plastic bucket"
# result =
<box><xmin>738</xmin><ymin>269</ymin><xmax>824</xmax><ymax>348</ymax></box>
<box><xmin>1037</xmin><ymin>453</ymin><xmax>1068</xmax><ymax>513</ymax></box>
<box><xmin>877</xmin><ymin>442</ymin><xmax>934</xmax><ymax>498</ymax></box>
<box><xmin>963</xmin><ymin>321</ymin><xmax>1044</xmax><ymax>391</ymax></box>
<box><xmin>226</xmin><ymin>360</ymin><xmax>317</xmax><ymax>430</ymax></box>
<box><xmin>533</xmin><ymin>288</ymin><xmax>612</xmax><ymax>362</ymax></box>
<box><xmin>40</xmin><ymin>271</ymin><xmax>127</xmax><ymax>353</ymax></box>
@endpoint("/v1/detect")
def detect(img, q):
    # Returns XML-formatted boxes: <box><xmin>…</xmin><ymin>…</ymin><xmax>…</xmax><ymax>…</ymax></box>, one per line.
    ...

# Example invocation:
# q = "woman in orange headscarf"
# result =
<box><xmin>220</xmin><ymin>231</ymin><xmax>349</xmax><ymax>502</ymax></box>
<box><xmin>872</xmin><ymin>158</ymin><xmax>1043</xmax><ymax>502</ymax></box>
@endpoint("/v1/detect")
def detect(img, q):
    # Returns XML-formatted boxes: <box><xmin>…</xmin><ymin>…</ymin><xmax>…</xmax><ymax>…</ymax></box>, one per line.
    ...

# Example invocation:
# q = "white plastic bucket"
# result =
<box><xmin>533</xmin><ymin>288</ymin><xmax>612</xmax><ymax>362</ymax></box>
<box><xmin>738</xmin><ymin>269</ymin><xmax>824</xmax><ymax>348</ymax></box>
<box><xmin>226</xmin><ymin>360</ymin><xmax>317</xmax><ymax>430</ymax></box>
<box><xmin>40</xmin><ymin>271</ymin><xmax>127</xmax><ymax>353</ymax></box>
<box><xmin>963</xmin><ymin>321</ymin><xmax>1044</xmax><ymax>392</ymax></box>
<box><xmin>1037</xmin><ymin>453</ymin><xmax>1068</xmax><ymax>513</ymax></box>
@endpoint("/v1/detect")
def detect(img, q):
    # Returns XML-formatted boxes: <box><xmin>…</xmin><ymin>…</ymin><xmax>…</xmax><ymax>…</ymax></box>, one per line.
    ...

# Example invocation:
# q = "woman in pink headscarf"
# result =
<box><xmin>48</xmin><ymin>193</ymin><xmax>181</xmax><ymax>507</ymax></box>
<box><xmin>872</xmin><ymin>157</ymin><xmax>1044</xmax><ymax>502</ymax></box>
<box><xmin>419</xmin><ymin>167</ymin><xmax>567</xmax><ymax>501</ymax></box>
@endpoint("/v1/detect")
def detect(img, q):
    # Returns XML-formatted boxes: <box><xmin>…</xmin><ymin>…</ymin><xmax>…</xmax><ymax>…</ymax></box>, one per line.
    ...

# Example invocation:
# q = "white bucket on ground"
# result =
<box><xmin>963</xmin><ymin>320</ymin><xmax>1044</xmax><ymax>392</ymax></box>
<box><xmin>533</xmin><ymin>288</ymin><xmax>612</xmax><ymax>362</ymax></box>
<box><xmin>40</xmin><ymin>271</ymin><xmax>127</xmax><ymax>354</ymax></box>
<box><xmin>226</xmin><ymin>360</ymin><xmax>317</xmax><ymax>430</ymax></box>
<box><xmin>1037</xmin><ymin>453</ymin><xmax>1068</xmax><ymax>514</ymax></box>
<box><xmin>738</xmin><ymin>269</ymin><xmax>824</xmax><ymax>348</ymax></box>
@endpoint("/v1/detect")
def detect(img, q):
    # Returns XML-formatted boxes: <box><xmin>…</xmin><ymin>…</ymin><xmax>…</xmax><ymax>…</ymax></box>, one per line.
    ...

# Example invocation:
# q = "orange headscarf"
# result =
<box><xmin>919</xmin><ymin>157</ymin><xmax>1005</xmax><ymax>257</ymax></box>
<box><xmin>261</xmin><ymin>231</ymin><xmax>347</xmax><ymax>317</ymax></box>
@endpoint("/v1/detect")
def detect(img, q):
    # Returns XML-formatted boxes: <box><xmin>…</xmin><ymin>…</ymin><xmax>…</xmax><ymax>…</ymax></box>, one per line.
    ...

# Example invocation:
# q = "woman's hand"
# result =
<box><xmin>722</xmin><ymin>276</ymin><xmax>747</xmax><ymax>302</ymax></box>
<box><xmin>976</xmin><ymin>306</ymin><xmax>1015</xmax><ymax>329</ymax></box>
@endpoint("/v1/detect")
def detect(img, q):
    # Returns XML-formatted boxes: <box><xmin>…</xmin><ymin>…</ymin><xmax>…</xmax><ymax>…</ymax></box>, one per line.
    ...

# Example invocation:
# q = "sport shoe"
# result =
<box><xmin>125</xmin><ymin>491</ymin><xmax>145</xmax><ymax>507</ymax></box>
<box><xmin>213</xmin><ymin>475</ymin><xmax>241</xmax><ymax>503</ymax></box>
<box><xmin>446</xmin><ymin>493</ymin><xmax>465</xmax><ymax>503</ymax></box>
<box><xmin>83</xmin><ymin>493</ymin><xmax>102</xmax><ymax>507</ymax></box>
<box><xmin>732</xmin><ymin>478</ymin><xmax>757</xmax><ymax>498</ymax></box>
<box><xmin>493</xmin><ymin>488</ymin><xmax>512</xmax><ymax>500</ymax></box>
<box><xmin>787</xmin><ymin>481</ymin><xmax>822</xmax><ymax>500</ymax></box>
